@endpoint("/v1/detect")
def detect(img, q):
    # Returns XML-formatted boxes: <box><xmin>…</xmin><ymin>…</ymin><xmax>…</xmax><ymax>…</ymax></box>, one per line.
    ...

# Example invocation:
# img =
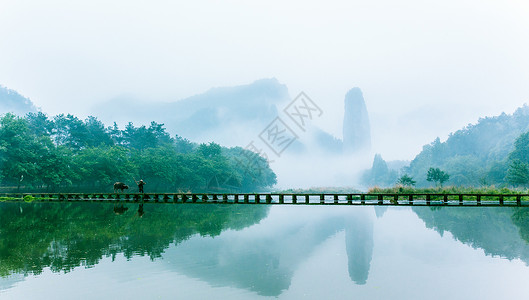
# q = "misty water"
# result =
<box><xmin>2</xmin><ymin>202</ymin><xmax>529</xmax><ymax>299</ymax></box>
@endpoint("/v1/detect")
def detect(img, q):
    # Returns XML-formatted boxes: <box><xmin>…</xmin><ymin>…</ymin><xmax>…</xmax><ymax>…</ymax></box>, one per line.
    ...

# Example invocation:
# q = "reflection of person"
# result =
<box><xmin>138</xmin><ymin>203</ymin><xmax>144</xmax><ymax>218</ymax></box>
<box><xmin>137</xmin><ymin>179</ymin><xmax>146</xmax><ymax>193</ymax></box>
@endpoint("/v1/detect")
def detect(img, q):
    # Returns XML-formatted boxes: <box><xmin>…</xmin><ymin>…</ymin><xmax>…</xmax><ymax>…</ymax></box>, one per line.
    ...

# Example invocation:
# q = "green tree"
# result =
<box><xmin>397</xmin><ymin>174</ymin><xmax>416</xmax><ymax>186</ymax></box>
<box><xmin>26</xmin><ymin>112</ymin><xmax>54</xmax><ymax>137</ymax></box>
<box><xmin>198</xmin><ymin>142</ymin><xmax>222</xmax><ymax>158</ymax></box>
<box><xmin>35</xmin><ymin>140</ymin><xmax>77</xmax><ymax>191</ymax></box>
<box><xmin>506</xmin><ymin>159</ymin><xmax>529</xmax><ymax>187</ymax></box>
<box><xmin>75</xmin><ymin>146</ymin><xmax>135</xmax><ymax>189</ymax></box>
<box><xmin>443</xmin><ymin>155</ymin><xmax>483</xmax><ymax>186</ymax></box>
<box><xmin>174</xmin><ymin>134</ymin><xmax>194</xmax><ymax>153</ymax></box>
<box><xmin>0</xmin><ymin>114</ymin><xmax>41</xmax><ymax>187</ymax></box>
<box><xmin>53</xmin><ymin>114</ymin><xmax>89</xmax><ymax>150</ymax></box>
<box><xmin>123</xmin><ymin>122</ymin><xmax>172</xmax><ymax>151</ymax></box>
<box><xmin>426</xmin><ymin>167</ymin><xmax>450</xmax><ymax>187</ymax></box>
<box><xmin>84</xmin><ymin>116</ymin><xmax>113</xmax><ymax>147</ymax></box>
<box><xmin>509</xmin><ymin>131</ymin><xmax>529</xmax><ymax>163</ymax></box>
<box><xmin>0</xmin><ymin>112</ymin><xmax>277</xmax><ymax>192</ymax></box>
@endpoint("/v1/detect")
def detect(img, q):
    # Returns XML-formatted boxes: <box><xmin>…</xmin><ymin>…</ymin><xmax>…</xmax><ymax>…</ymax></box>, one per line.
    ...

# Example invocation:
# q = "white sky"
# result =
<box><xmin>1</xmin><ymin>0</ymin><xmax>529</xmax><ymax>160</ymax></box>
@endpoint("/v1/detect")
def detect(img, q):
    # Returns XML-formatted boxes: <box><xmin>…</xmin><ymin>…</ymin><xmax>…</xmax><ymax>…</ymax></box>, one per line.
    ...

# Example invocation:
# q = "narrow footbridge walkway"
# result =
<box><xmin>2</xmin><ymin>193</ymin><xmax>529</xmax><ymax>206</ymax></box>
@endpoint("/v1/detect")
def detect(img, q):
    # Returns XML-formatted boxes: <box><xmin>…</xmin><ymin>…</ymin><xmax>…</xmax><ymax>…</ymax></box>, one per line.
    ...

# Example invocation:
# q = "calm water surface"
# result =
<box><xmin>1</xmin><ymin>202</ymin><xmax>529</xmax><ymax>299</ymax></box>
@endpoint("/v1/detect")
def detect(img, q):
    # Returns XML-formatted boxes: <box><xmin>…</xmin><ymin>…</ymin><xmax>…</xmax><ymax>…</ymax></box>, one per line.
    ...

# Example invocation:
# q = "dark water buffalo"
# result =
<box><xmin>113</xmin><ymin>182</ymin><xmax>129</xmax><ymax>193</ymax></box>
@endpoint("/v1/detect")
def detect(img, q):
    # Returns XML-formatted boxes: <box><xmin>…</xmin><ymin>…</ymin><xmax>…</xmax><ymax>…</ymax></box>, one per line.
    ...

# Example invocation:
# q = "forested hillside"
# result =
<box><xmin>363</xmin><ymin>105</ymin><xmax>529</xmax><ymax>188</ymax></box>
<box><xmin>0</xmin><ymin>112</ymin><xmax>276</xmax><ymax>192</ymax></box>
<box><xmin>405</xmin><ymin>105</ymin><xmax>529</xmax><ymax>187</ymax></box>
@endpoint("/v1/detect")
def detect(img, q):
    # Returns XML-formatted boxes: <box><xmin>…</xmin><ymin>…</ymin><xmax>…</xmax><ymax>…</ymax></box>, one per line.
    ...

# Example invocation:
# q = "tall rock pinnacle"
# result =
<box><xmin>342</xmin><ymin>88</ymin><xmax>371</xmax><ymax>154</ymax></box>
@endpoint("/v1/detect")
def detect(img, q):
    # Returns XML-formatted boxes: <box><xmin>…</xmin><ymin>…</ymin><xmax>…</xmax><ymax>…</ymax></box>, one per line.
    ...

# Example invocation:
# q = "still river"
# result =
<box><xmin>1</xmin><ymin>202</ymin><xmax>529</xmax><ymax>299</ymax></box>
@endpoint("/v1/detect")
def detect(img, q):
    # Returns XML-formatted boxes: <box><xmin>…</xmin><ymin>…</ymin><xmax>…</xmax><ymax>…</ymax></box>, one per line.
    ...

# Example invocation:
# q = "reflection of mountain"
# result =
<box><xmin>0</xmin><ymin>202</ymin><xmax>268</xmax><ymax>279</ymax></box>
<box><xmin>413</xmin><ymin>207</ymin><xmax>529</xmax><ymax>264</ymax></box>
<box><xmin>162</xmin><ymin>208</ymin><xmax>375</xmax><ymax>296</ymax></box>
<box><xmin>345</xmin><ymin>210</ymin><xmax>374</xmax><ymax>284</ymax></box>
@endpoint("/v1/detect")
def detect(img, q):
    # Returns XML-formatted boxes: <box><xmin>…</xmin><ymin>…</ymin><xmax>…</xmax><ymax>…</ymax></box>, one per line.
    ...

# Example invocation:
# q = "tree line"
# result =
<box><xmin>0</xmin><ymin>112</ymin><xmax>277</xmax><ymax>192</ymax></box>
<box><xmin>362</xmin><ymin>105</ymin><xmax>529</xmax><ymax>188</ymax></box>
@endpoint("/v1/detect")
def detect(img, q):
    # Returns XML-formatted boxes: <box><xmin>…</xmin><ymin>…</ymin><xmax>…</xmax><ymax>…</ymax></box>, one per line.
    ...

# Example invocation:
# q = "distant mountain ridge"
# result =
<box><xmin>405</xmin><ymin>104</ymin><xmax>529</xmax><ymax>186</ymax></box>
<box><xmin>93</xmin><ymin>78</ymin><xmax>289</xmax><ymax>146</ymax></box>
<box><xmin>0</xmin><ymin>85</ymin><xmax>38</xmax><ymax>115</ymax></box>
<box><xmin>92</xmin><ymin>79</ymin><xmax>372</xmax><ymax>156</ymax></box>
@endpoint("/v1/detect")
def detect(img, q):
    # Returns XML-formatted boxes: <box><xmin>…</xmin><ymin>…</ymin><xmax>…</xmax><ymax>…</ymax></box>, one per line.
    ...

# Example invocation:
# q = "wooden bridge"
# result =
<box><xmin>2</xmin><ymin>193</ymin><xmax>529</xmax><ymax>206</ymax></box>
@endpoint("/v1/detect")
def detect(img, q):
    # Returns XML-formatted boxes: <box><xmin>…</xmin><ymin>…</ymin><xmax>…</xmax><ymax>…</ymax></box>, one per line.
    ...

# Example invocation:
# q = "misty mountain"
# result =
<box><xmin>0</xmin><ymin>85</ymin><xmax>38</xmax><ymax>115</ymax></box>
<box><xmin>404</xmin><ymin>104</ymin><xmax>529</xmax><ymax>187</ymax></box>
<box><xmin>92</xmin><ymin>79</ymin><xmax>372</xmax><ymax>158</ymax></box>
<box><xmin>93</xmin><ymin>78</ymin><xmax>289</xmax><ymax>147</ymax></box>
<box><xmin>360</xmin><ymin>104</ymin><xmax>529</xmax><ymax>188</ymax></box>
<box><xmin>343</xmin><ymin>87</ymin><xmax>371</xmax><ymax>154</ymax></box>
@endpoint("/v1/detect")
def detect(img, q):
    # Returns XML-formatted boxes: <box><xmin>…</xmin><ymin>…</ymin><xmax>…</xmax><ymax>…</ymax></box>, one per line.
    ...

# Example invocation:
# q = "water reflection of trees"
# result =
<box><xmin>413</xmin><ymin>207</ymin><xmax>529</xmax><ymax>263</ymax></box>
<box><xmin>0</xmin><ymin>202</ymin><xmax>269</xmax><ymax>277</ymax></box>
<box><xmin>7</xmin><ymin>204</ymin><xmax>529</xmax><ymax>296</ymax></box>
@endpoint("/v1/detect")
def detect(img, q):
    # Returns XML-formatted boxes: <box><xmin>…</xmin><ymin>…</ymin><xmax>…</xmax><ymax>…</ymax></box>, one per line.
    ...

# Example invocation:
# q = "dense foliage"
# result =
<box><xmin>0</xmin><ymin>113</ymin><xmax>276</xmax><ymax>192</ymax></box>
<box><xmin>405</xmin><ymin>105</ymin><xmax>529</xmax><ymax>187</ymax></box>
<box><xmin>363</xmin><ymin>105</ymin><xmax>529</xmax><ymax>188</ymax></box>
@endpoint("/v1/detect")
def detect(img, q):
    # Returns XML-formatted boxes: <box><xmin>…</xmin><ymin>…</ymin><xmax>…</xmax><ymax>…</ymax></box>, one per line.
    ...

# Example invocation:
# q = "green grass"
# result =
<box><xmin>368</xmin><ymin>186</ymin><xmax>528</xmax><ymax>194</ymax></box>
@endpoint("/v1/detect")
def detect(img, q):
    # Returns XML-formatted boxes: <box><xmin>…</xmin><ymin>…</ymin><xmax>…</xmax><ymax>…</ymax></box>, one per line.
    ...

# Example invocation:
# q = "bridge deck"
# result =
<box><xmin>2</xmin><ymin>193</ymin><xmax>529</xmax><ymax>206</ymax></box>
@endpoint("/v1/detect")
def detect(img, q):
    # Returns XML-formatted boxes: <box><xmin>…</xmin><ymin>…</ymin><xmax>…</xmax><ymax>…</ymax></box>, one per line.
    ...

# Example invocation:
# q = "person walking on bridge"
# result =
<box><xmin>137</xmin><ymin>179</ymin><xmax>146</xmax><ymax>193</ymax></box>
